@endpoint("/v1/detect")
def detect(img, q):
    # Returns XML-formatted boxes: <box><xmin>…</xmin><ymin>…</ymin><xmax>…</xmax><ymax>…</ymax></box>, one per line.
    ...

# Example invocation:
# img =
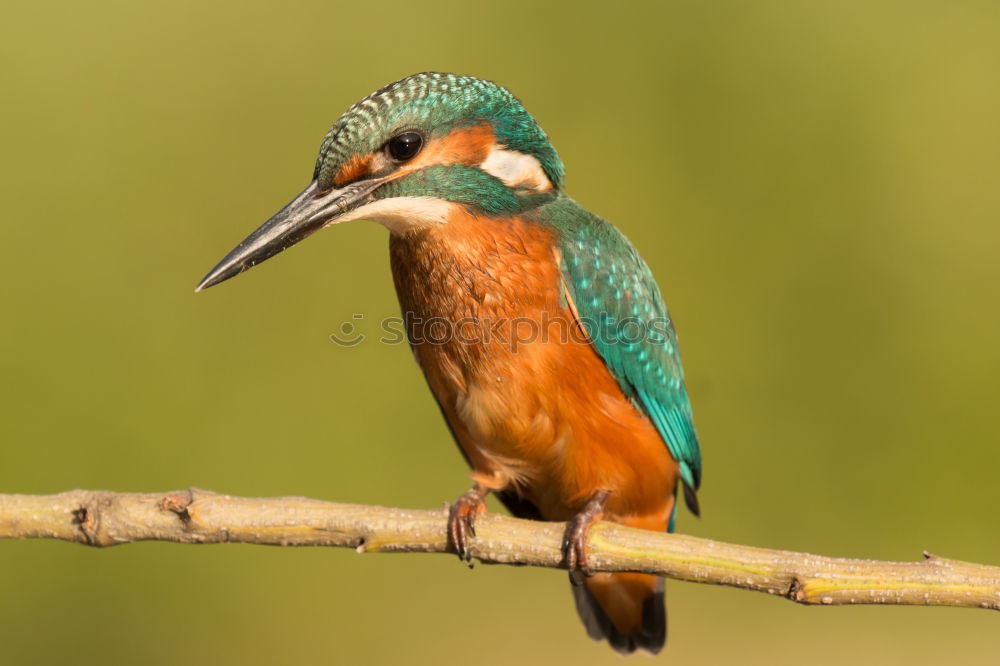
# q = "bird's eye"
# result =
<box><xmin>387</xmin><ymin>132</ymin><xmax>423</xmax><ymax>161</ymax></box>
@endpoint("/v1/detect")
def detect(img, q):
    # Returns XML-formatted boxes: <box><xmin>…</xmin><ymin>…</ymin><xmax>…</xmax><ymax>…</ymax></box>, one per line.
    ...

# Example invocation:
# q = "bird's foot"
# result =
<box><xmin>564</xmin><ymin>489</ymin><xmax>611</xmax><ymax>585</ymax></box>
<box><xmin>448</xmin><ymin>484</ymin><xmax>488</xmax><ymax>565</ymax></box>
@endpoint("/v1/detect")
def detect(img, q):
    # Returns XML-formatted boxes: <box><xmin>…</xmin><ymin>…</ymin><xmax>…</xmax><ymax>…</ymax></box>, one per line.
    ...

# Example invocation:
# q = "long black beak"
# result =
<box><xmin>195</xmin><ymin>177</ymin><xmax>385</xmax><ymax>291</ymax></box>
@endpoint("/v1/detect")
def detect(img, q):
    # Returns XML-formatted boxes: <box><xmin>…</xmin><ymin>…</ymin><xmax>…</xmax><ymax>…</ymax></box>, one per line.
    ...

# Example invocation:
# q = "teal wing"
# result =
<box><xmin>542</xmin><ymin>198</ymin><xmax>701</xmax><ymax>515</ymax></box>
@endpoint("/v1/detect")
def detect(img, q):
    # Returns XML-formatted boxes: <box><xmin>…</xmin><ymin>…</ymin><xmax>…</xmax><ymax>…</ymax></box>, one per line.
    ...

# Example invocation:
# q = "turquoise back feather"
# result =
<box><xmin>531</xmin><ymin>196</ymin><xmax>702</xmax><ymax>515</ymax></box>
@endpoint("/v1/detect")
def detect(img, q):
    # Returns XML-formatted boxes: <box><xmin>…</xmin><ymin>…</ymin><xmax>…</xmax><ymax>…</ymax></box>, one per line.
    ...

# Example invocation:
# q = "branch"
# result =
<box><xmin>2</xmin><ymin>488</ymin><xmax>997</xmax><ymax>611</ymax></box>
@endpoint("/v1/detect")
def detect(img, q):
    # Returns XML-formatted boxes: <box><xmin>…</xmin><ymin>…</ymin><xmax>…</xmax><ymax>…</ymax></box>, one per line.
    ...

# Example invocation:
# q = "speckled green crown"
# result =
<box><xmin>314</xmin><ymin>72</ymin><xmax>564</xmax><ymax>190</ymax></box>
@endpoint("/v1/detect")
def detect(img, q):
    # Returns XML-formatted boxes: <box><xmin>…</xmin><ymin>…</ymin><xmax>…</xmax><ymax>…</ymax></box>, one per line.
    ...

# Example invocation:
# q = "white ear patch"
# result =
<box><xmin>480</xmin><ymin>146</ymin><xmax>553</xmax><ymax>192</ymax></box>
<box><xmin>332</xmin><ymin>196</ymin><xmax>455</xmax><ymax>235</ymax></box>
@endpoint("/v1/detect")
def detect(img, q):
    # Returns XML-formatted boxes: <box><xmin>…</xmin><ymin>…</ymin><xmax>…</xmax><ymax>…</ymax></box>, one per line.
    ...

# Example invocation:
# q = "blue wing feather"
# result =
<box><xmin>539</xmin><ymin>197</ymin><xmax>702</xmax><ymax>514</ymax></box>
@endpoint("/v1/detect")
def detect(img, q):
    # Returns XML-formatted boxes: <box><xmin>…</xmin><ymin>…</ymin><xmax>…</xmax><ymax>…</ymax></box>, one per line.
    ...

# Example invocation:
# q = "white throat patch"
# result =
<box><xmin>480</xmin><ymin>146</ymin><xmax>553</xmax><ymax>192</ymax></box>
<box><xmin>331</xmin><ymin>196</ymin><xmax>455</xmax><ymax>235</ymax></box>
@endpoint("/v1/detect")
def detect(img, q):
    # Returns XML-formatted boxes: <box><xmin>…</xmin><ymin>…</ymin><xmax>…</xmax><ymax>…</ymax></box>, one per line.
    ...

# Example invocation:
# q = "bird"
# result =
<box><xmin>196</xmin><ymin>72</ymin><xmax>701</xmax><ymax>655</ymax></box>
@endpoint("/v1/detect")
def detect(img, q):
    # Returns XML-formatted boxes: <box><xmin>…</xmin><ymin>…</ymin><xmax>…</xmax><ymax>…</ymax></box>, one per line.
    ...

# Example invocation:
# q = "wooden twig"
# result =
<box><xmin>1</xmin><ymin>488</ymin><xmax>997</xmax><ymax>611</ymax></box>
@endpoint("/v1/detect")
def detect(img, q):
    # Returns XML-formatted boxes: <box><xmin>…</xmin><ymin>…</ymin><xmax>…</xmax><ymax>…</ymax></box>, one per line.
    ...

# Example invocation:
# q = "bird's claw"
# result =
<box><xmin>564</xmin><ymin>518</ymin><xmax>593</xmax><ymax>585</ymax></box>
<box><xmin>448</xmin><ymin>488</ymin><xmax>487</xmax><ymax>565</ymax></box>
<box><xmin>563</xmin><ymin>490</ymin><xmax>610</xmax><ymax>585</ymax></box>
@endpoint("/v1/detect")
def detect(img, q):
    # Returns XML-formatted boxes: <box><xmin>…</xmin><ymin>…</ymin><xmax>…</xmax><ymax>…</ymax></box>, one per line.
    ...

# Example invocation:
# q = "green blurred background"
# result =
<box><xmin>2</xmin><ymin>1</ymin><xmax>998</xmax><ymax>663</ymax></box>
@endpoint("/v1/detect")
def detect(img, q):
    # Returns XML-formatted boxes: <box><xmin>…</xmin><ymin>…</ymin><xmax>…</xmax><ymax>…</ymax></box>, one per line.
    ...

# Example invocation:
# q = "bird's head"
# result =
<box><xmin>196</xmin><ymin>72</ymin><xmax>563</xmax><ymax>291</ymax></box>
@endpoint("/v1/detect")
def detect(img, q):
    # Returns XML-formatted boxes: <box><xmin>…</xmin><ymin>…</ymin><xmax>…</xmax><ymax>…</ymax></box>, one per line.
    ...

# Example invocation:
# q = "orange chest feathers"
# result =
<box><xmin>389</xmin><ymin>211</ymin><xmax>677</xmax><ymax>521</ymax></box>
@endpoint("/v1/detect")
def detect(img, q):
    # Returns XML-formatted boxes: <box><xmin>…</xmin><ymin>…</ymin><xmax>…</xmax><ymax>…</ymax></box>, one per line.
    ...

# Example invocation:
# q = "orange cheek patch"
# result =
<box><xmin>401</xmin><ymin>123</ymin><xmax>497</xmax><ymax>175</ymax></box>
<box><xmin>333</xmin><ymin>153</ymin><xmax>375</xmax><ymax>187</ymax></box>
<box><xmin>336</xmin><ymin>124</ymin><xmax>498</xmax><ymax>186</ymax></box>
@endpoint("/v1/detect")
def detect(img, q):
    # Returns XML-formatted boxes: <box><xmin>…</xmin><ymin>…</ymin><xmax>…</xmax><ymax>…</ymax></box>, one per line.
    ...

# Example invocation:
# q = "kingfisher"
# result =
<box><xmin>196</xmin><ymin>72</ymin><xmax>701</xmax><ymax>655</ymax></box>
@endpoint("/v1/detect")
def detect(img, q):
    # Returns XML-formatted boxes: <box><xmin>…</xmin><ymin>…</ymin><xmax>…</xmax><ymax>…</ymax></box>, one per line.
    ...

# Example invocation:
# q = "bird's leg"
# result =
<box><xmin>564</xmin><ymin>489</ymin><xmax>611</xmax><ymax>585</ymax></box>
<box><xmin>448</xmin><ymin>482</ymin><xmax>490</xmax><ymax>565</ymax></box>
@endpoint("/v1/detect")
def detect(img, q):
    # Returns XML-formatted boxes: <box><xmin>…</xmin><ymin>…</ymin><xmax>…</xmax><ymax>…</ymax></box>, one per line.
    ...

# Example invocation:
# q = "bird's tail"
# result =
<box><xmin>571</xmin><ymin>505</ymin><xmax>674</xmax><ymax>655</ymax></box>
<box><xmin>571</xmin><ymin>572</ymin><xmax>666</xmax><ymax>654</ymax></box>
